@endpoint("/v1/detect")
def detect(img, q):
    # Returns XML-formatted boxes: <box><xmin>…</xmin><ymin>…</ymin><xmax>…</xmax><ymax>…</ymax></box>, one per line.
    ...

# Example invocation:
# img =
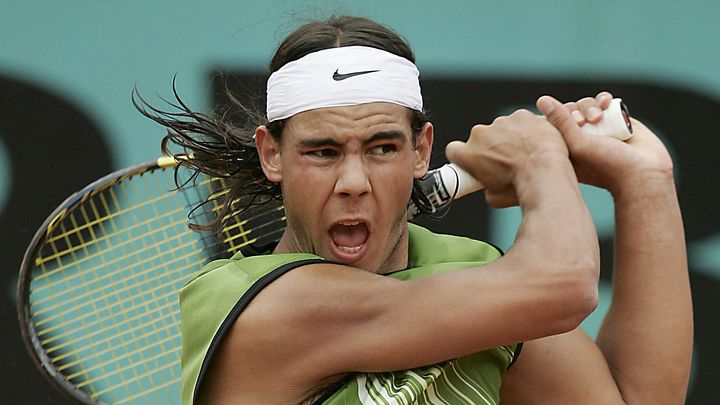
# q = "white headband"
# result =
<box><xmin>266</xmin><ymin>46</ymin><xmax>423</xmax><ymax>122</ymax></box>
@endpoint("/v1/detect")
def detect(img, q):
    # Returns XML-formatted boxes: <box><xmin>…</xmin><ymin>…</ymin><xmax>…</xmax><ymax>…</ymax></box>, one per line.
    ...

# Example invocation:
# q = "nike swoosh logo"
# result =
<box><xmin>332</xmin><ymin>69</ymin><xmax>380</xmax><ymax>81</ymax></box>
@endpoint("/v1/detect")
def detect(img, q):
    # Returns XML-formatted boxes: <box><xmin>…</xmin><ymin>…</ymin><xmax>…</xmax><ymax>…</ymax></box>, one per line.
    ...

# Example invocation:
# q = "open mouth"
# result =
<box><xmin>329</xmin><ymin>220</ymin><xmax>369</xmax><ymax>260</ymax></box>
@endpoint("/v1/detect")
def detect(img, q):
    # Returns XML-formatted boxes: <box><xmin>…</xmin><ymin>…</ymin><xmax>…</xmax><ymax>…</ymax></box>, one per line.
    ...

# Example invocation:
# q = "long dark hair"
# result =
<box><xmin>134</xmin><ymin>15</ymin><xmax>429</xmax><ymax>234</ymax></box>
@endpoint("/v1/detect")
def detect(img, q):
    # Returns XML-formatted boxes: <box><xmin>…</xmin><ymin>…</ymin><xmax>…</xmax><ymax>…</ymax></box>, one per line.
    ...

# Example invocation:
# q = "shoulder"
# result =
<box><xmin>179</xmin><ymin>250</ymin><xmax>327</xmax><ymax>355</ymax></box>
<box><xmin>188</xmin><ymin>250</ymin><xmax>322</xmax><ymax>281</ymax></box>
<box><xmin>181</xmin><ymin>252</ymin><xmax>323</xmax><ymax>302</ymax></box>
<box><xmin>179</xmin><ymin>251</ymin><xmax>326</xmax><ymax>405</ymax></box>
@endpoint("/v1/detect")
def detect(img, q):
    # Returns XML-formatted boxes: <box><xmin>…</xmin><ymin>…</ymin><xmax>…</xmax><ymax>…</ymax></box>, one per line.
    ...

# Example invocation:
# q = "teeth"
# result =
<box><xmin>337</xmin><ymin>245</ymin><xmax>362</xmax><ymax>253</ymax></box>
<box><xmin>340</xmin><ymin>220</ymin><xmax>361</xmax><ymax>226</ymax></box>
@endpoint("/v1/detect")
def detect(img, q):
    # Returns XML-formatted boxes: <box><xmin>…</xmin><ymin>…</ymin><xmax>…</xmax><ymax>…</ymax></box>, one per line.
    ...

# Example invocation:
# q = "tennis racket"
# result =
<box><xmin>17</xmin><ymin>99</ymin><xmax>632</xmax><ymax>405</ymax></box>
<box><xmin>17</xmin><ymin>157</ymin><xmax>287</xmax><ymax>405</ymax></box>
<box><xmin>411</xmin><ymin>98</ymin><xmax>633</xmax><ymax>212</ymax></box>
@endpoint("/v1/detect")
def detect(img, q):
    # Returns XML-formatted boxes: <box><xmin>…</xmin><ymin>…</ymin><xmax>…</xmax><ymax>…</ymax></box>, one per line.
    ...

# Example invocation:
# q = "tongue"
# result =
<box><xmin>330</xmin><ymin>223</ymin><xmax>369</xmax><ymax>248</ymax></box>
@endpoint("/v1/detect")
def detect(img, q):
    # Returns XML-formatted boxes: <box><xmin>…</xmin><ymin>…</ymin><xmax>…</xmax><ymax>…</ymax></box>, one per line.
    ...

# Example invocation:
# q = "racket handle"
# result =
<box><xmin>581</xmin><ymin>98</ymin><xmax>633</xmax><ymax>140</ymax></box>
<box><xmin>439</xmin><ymin>98</ymin><xmax>633</xmax><ymax>198</ymax></box>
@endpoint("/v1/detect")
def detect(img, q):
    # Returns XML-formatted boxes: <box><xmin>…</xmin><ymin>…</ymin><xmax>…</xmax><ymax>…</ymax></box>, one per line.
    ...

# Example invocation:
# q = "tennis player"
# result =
<box><xmin>173</xmin><ymin>15</ymin><xmax>692</xmax><ymax>404</ymax></box>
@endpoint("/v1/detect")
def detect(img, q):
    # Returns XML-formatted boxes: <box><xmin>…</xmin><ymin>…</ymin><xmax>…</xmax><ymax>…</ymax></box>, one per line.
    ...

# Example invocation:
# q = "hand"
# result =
<box><xmin>445</xmin><ymin>109</ymin><xmax>570</xmax><ymax>208</ymax></box>
<box><xmin>565</xmin><ymin>91</ymin><xmax>614</xmax><ymax>128</ymax></box>
<box><xmin>541</xmin><ymin>93</ymin><xmax>674</xmax><ymax>195</ymax></box>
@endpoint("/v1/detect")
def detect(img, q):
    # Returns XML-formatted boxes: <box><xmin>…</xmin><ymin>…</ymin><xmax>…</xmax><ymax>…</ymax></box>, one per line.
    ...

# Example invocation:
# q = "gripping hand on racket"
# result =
<box><xmin>554</xmin><ymin>91</ymin><xmax>674</xmax><ymax>193</ymax></box>
<box><xmin>444</xmin><ymin>107</ymin><xmax>572</xmax><ymax>209</ymax></box>
<box><xmin>498</xmin><ymin>94</ymin><xmax>693</xmax><ymax>405</ymax></box>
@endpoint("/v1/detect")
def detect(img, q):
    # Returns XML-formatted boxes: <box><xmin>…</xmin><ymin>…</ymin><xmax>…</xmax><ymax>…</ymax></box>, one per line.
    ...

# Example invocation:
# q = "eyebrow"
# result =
<box><xmin>364</xmin><ymin>130</ymin><xmax>408</xmax><ymax>146</ymax></box>
<box><xmin>296</xmin><ymin>130</ymin><xmax>409</xmax><ymax>149</ymax></box>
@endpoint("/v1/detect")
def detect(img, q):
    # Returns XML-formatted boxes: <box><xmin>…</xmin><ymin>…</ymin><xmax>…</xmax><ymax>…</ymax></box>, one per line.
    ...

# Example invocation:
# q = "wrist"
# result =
<box><xmin>515</xmin><ymin>151</ymin><xmax>577</xmax><ymax>203</ymax></box>
<box><xmin>610</xmin><ymin>168</ymin><xmax>677</xmax><ymax>203</ymax></box>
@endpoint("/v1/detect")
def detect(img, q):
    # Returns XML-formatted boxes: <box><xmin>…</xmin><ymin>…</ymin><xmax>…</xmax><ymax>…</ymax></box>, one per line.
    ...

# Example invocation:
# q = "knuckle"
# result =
<box><xmin>517</xmin><ymin>108</ymin><xmax>533</xmax><ymax>115</ymax></box>
<box><xmin>509</xmin><ymin>108</ymin><xmax>533</xmax><ymax>119</ymax></box>
<box><xmin>596</xmin><ymin>91</ymin><xmax>612</xmax><ymax>99</ymax></box>
<box><xmin>469</xmin><ymin>124</ymin><xmax>488</xmax><ymax>141</ymax></box>
<box><xmin>470</xmin><ymin>123</ymin><xmax>486</xmax><ymax>134</ymax></box>
<box><xmin>490</xmin><ymin>115</ymin><xmax>506</xmax><ymax>125</ymax></box>
<box><xmin>577</xmin><ymin>97</ymin><xmax>597</xmax><ymax>110</ymax></box>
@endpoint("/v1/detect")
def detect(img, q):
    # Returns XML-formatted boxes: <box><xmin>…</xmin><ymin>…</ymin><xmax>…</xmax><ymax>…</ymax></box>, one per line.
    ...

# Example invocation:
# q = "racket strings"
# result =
<box><xmin>74</xmin><ymin>175</ymin><xmax>272</xmax><ymax>395</ymax></box>
<box><xmin>31</xmin><ymin>211</ymin><xmax>196</xmax><ymax>308</ymax></box>
<box><xmin>32</xmin><ymin>176</ymin><xmax>274</xmax><ymax>288</ymax></box>
<box><xmin>34</xmin><ymin>192</ymin><xmax>285</xmax><ymax>331</ymax></box>
<box><xmin>71</xmin><ymin>324</ymin><xmax>180</xmax><ymax>385</ymax></box>
<box><xmin>116</xmin><ymin>376</ymin><xmax>178</xmax><ymax>404</ymax></box>
<box><xmin>39</xmin><ymin>251</ymin><xmax>198</xmax><ymax>350</ymax></box>
<box><xmin>52</xmin><ymin>173</ymin><xmax>183</xmax><ymax>397</ymax></box>
<box><xmin>33</xmin><ymin>204</ymin><xmax>212</xmax><ymax>307</ymax></box>
<box><xmin>66</xmin><ymin>173</ymin><xmax>191</xmax><ymax>396</ymax></box>
<box><xmin>26</xmin><ymin>166</ymin><xmax>287</xmax><ymax>404</ymax></box>
<box><xmin>40</xmin><ymin>180</ymin><xmax>188</xmax><ymax>253</ymax></box>
<box><xmin>52</xmin><ymin>200</ymin><xmax>109</xmax><ymax>396</ymax></box>
<box><xmin>35</xmin><ymin>176</ymin><xmax>214</xmax><ymax>269</ymax></box>
<box><xmin>54</xmin><ymin>312</ymin><xmax>180</xmax><ymax>373</ymax></box>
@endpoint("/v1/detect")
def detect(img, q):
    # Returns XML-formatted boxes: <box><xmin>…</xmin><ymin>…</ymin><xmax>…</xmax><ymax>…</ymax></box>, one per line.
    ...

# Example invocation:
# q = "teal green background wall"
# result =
<box><xmin>2</xmin><ymin>1</ymin><xmax>718</xmax><ymax>403</ymax></box>
<box><xmin>3</xmin><ymin>1</ymin><xmax>720</xmax><ymax>166</ymax></box>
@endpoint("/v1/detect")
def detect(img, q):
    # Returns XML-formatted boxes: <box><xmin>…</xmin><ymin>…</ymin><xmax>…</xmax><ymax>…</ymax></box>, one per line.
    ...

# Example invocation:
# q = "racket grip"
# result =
<box><xmin>438</xmin><ymin>98</ymin><xmax>633</xmax><ymax>198</ymax></box>
<box><xmin>580</xmin><ymin>98</ymin><xmax>633</xmax><ymax>140</ymax></box>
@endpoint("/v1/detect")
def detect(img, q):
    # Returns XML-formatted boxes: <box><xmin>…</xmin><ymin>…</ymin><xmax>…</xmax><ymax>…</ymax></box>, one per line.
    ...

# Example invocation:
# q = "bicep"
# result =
<box><xmin>500</xmin><ymin>328</ymin><xmax>626</xmax><ymax>404</ymax></box>
<box><xmin>243</xmin><ymin>261</ymin><xmax>589</xmax><ymax>378</ymax></box>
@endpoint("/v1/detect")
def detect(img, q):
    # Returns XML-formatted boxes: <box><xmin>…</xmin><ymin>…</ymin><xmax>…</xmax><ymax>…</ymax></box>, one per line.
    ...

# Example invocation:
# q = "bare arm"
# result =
<box><xmin>201</xmin><ymin>105</ymin><xmax>601</xmax><ymax>404</ymax></box>
<box><xmin>501</xmin><ymin>95</ymin><xmax>692</xmax><ymax>404</ymax></box>
<box><xmin>317</xmin><ymin>107</ymin><xmax>602</xmax><ymax>371</ymax></box>
<box><xmin>596</xmin><ymin>132</ymin><xmax>692</xmax><ymax>403</ymax></box>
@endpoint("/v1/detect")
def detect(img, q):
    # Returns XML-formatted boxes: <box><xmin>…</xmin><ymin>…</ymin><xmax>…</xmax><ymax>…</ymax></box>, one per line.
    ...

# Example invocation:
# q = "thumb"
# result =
<box><xmin>536</xmin><ymin>95</ymin><xmax>581</xmax><ymax>142</ymax></box>
<box><xmin>444</xmin><ymin>140</ymin><xmax>467</xmax><ymax>165</ymax></box>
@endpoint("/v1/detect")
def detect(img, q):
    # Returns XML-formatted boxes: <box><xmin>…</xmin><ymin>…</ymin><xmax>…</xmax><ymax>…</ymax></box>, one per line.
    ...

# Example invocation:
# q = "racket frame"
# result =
<box><xmin>17</xmin><ymin>157</ymin><xmax>177</xmax><ymax>405</ymax></box>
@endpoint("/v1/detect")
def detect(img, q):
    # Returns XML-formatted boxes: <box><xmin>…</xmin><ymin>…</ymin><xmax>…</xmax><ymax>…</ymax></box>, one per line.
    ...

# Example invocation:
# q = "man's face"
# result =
<box><xmin>257</xmin><ymin>102</ymin><xmax>432</xmax><ymax>273</ymax></box>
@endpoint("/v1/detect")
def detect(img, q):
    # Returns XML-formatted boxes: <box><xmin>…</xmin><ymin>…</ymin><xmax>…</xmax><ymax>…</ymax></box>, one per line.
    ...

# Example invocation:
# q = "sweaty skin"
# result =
<box><xmin>256</xmin><ymin>102</ymin><xmax>433</xmax><ymax>274</ymax></box>
<box><xmin>197</xmin><ymin>100</ymin><xmax>601</xmax><ymax>404</ymax></box>
<box><xmin>500</xmin><ymin>94</ymin><xmax>692</xmax><ymax>404</ymax></box>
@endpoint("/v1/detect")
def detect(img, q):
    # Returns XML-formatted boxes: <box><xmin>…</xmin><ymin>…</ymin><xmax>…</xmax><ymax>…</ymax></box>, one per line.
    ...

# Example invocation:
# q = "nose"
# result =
<box><xmin>334</xmin><ymin>155</ymin><xmax>371</xmax><ymax>197</ymax></box>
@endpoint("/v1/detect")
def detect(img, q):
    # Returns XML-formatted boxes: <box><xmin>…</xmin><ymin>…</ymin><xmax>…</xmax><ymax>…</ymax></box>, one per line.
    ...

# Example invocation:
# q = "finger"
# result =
<box><xmin>577</xmin><ymin>97</ymin><xmax>603</xmax><ymax>124</ymax></box>
<box><xmin>572</xmin><ymin>110</ymin><xmax>586</xmax><ymax>126</ymax></box>
<box><xmin>596</xmin><ymin>91</ymin><xmax>613</xmax><ymax>109</ymax></box>
<box><xmin>562</xmin><ymin>101</ymin><xmax>587</xmax><ymax>125</ymax></box>
<box><xmin>537</xmin><ymin>95</ymin><xmax>583</xmax><ymax>145</ymax></box>
<box><xmin>564</xmin><ymin>101</ymin><xmax>579</xmax><ymax>112</ymax></box>
<box><xmin>444</xmin><ymin>140</ymin><xmax>467</xmax><ymax>166</ymax></box>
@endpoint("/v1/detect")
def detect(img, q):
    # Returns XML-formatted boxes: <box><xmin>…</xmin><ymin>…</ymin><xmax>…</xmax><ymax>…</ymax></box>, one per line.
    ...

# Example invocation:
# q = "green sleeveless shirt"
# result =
<box><xmin>180</xmin><ymin>223</ymin><xmax>520</xmax><ymax>404</ymax></box>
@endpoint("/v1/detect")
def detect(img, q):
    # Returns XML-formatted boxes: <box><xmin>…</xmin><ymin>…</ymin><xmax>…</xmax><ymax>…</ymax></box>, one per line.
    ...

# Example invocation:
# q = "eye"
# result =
<box><xmin>370</xmin><ymin>144</ymin><xmax>397</xmax><ymax>155</ymax></box>
<box><xmin>309</xmin><ymin>148</ymin><xmax>338</xmax><ymax>158</ymax></box>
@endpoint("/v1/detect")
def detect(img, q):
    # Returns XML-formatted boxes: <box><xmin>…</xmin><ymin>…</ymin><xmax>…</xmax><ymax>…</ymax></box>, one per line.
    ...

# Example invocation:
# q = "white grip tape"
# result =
<box><xmin>443</xmin><ymin>98</ymin><xmax>632</xmax><ymax>197</ymax></box>
<box><xmin>580</xmin><ymin>98</ymin><xmax>633</xmax><ymax>140</ymax></box>
<box><xmin>438</xmin><ymin>164</ymin><xmax>480</xmax><ymax>200</ymax></box>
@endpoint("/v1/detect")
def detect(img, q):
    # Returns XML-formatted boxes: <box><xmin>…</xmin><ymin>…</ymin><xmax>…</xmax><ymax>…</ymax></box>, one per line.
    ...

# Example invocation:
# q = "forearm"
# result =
<box><xmin>597</xmin><ymin>172</ymin><xmax>693</xmax><ymax>403</ymax></box>
<box><xmin>445</xmin><ymin>105</ymin><xmax>601</xmax><ymax>339</ymax></box>
<box><xmin>503</xmin><ymin>152</ymin><xmax>600</xmax><ymax>330</ymax></box>
<box><xmin>513</xmin><ymin>151</ymin><xmax>600</xmax><ymax>266</ymax></box>
<box><xmin>376</xmin><ymin>156</ymin><xmax>601</xmax><ymax>363</ymax></box>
